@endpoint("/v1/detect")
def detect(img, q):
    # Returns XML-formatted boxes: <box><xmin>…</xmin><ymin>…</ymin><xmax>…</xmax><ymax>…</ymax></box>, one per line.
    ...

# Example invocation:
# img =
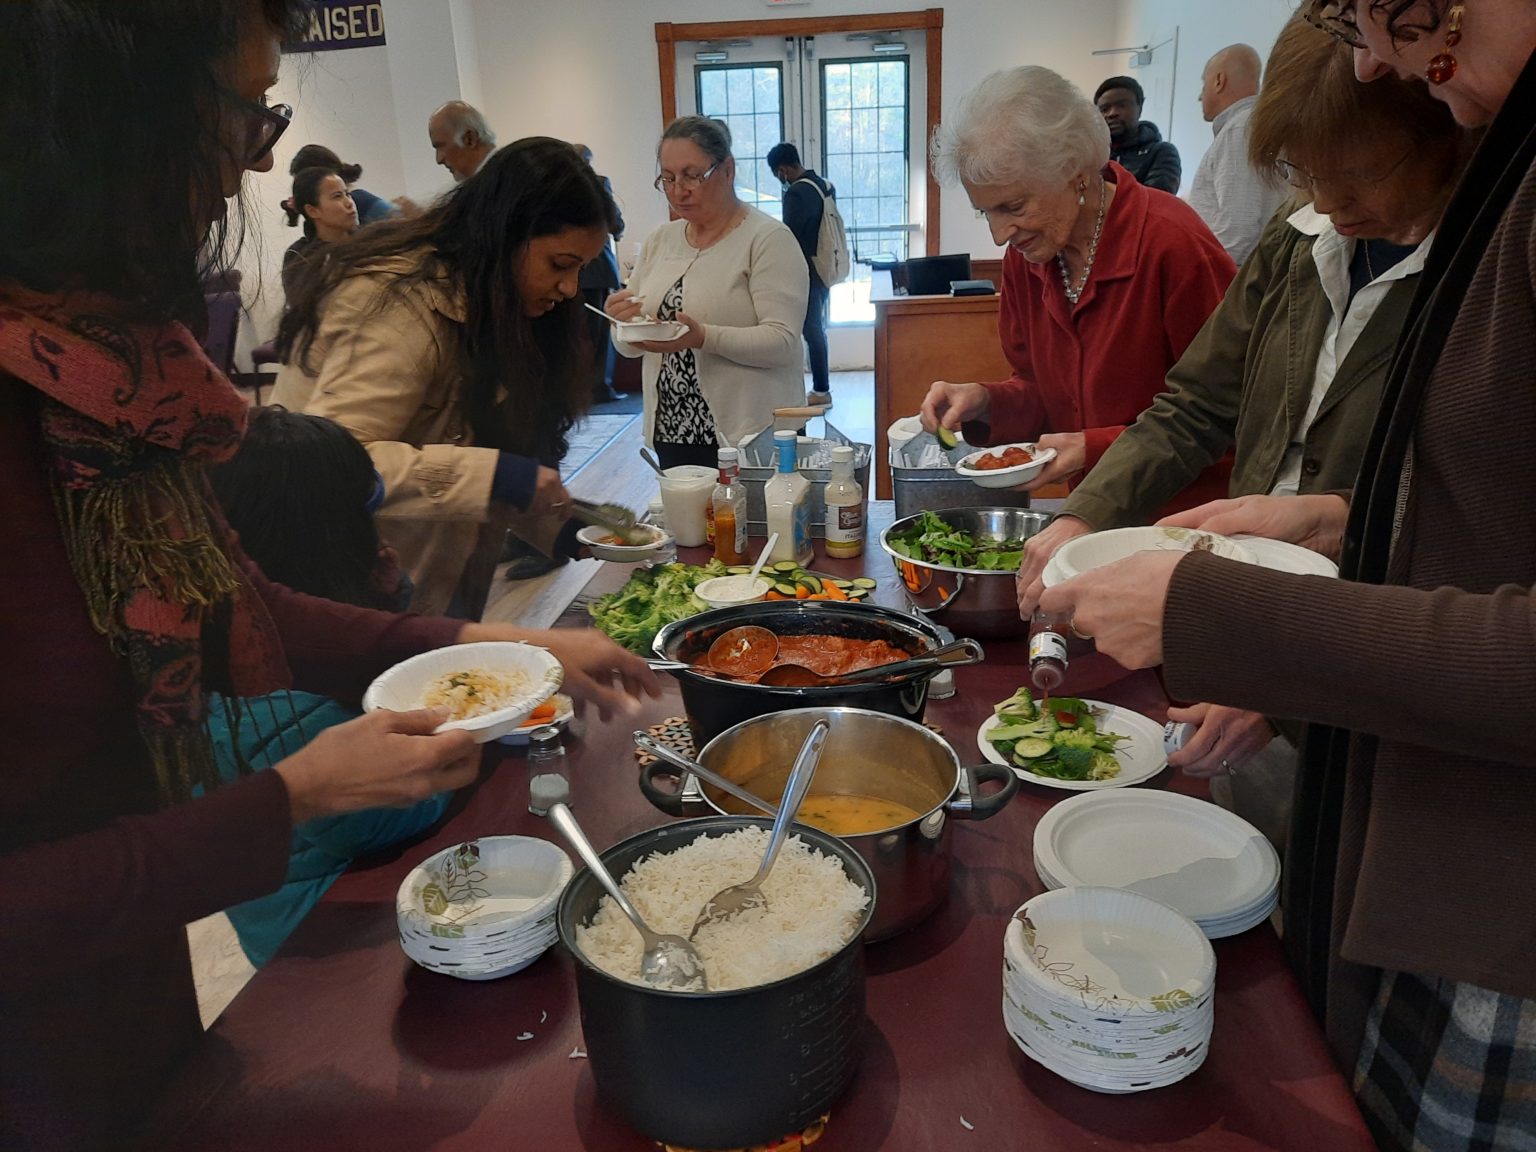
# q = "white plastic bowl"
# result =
<box><xmin>615</xmin><ymin>319</ymin><xmax>689</xmax><ymax>343</ymax></box>
<box><xmin>362</xmin><ymin>641</ymin><xmax>563</xmax><ymax>743</ymax></box>
<box><xmin>576</xmin><ymin>522</ymin><xmax>673</xmax><ymax>563</ymax></box>
<box><xmin>955</xmin><ymin>443</ymin><xmax>1057</xmax><ymax>489</ymax></box>
<box><xmin>1045</xmin><ymin>527</ymin><xmax>1257</xmax><ymax>586</ymax></box>
<box><xmin>694</xmin><ymin>574</ymin><xmax>770</xmax><ymax>609</ymax></box>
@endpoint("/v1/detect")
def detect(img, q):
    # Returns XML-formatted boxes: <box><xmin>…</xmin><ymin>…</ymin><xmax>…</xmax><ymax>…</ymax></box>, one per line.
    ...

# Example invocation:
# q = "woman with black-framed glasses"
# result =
<box><xmin>606</xmin><ymin>115</ymin><xmax>810</xmax><ymax>470</ymax></box>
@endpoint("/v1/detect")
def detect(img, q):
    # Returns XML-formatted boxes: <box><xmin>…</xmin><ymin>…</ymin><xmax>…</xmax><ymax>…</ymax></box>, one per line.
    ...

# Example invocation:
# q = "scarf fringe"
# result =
<box><xmin>52</xmin><ymin>462</ymin><xmax>243</xmax><ymax>648</ymax></box>
<box><xmin>144</xmin><ymin>721</ymin><xmax>227</xmax><ymax>804</ymax></box>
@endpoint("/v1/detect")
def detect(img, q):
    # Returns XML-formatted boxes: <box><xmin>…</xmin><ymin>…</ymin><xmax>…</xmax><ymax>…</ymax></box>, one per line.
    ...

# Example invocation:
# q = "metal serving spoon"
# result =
<box><xmin>757</xmin><ymin>637</ymin><xmax>986</xmax><ymax>688</ymax></box>
<box><xmin>632</xmin><ymin>733</ymin><xmax>778</xmax><ymax>817</ymax></box>
<box><xmin>689</xmin><ymin>720</ymin><xmax>828</xmax><ymax>939</ymax></box>
<box><xmin>545</xmin><ymin>802</ymin><xmax>708</xmax><ymax>993</ymax></box>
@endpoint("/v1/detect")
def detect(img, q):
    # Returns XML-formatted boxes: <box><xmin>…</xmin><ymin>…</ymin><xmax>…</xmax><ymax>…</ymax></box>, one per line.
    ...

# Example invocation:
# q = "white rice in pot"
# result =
<box><xmin>574</xmin><ymin>827</ymin><xmax>868</xmax><ymax>992</ymax></box>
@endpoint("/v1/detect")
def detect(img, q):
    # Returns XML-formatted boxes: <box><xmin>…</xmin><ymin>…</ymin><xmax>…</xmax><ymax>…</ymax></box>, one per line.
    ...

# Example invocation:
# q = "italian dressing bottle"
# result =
<box><xmin>823</xmin><ymin>445</ymin><xmax>864</xmax><ymax>558</ymax></box>
<box><xmin>764</xmin><ymin>430</ymin><xmax>814</xmax><ymax>566</ymax></box>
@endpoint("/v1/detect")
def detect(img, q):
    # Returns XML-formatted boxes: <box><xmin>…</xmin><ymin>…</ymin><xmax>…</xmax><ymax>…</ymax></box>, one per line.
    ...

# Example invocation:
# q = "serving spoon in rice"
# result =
<box><xmin>546</xmin><ymin>802</ymin><xmax>709</xmax><ymax>993</ymax></box>
<box><xmin>689</xmin><ymin>720</ymin><xmax>829</xmax><ymax>939</ymax></box>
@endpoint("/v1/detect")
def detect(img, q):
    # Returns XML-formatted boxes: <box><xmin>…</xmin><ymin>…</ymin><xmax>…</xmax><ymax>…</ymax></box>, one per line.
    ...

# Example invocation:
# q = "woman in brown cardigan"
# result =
<box><xmin>1039</xmin><ymin>2</ymin><xmax>1536</xmax><ymax>1148</ymax></box>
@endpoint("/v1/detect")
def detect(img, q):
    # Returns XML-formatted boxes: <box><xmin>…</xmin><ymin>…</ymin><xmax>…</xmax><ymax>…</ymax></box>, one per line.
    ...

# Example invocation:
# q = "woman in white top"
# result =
<box><xmin>607</xmin><ymin>116</ymin><xmax>809</xmax><ymax>469</ymax></box>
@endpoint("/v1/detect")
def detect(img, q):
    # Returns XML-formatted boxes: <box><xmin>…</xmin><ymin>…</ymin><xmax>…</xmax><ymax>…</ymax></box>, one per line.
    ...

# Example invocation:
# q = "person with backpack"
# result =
<box><xmin>768</xmin><ymin>142</ymin><xmax>849</xmax><ymax>405</ymax></box>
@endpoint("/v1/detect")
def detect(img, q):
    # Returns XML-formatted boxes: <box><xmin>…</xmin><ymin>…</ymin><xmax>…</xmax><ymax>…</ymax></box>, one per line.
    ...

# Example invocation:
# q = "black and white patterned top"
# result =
<box><xmin>653</xmin><ymin>276</ymin><xmax>715</xmax><ymax>445</ymax></box>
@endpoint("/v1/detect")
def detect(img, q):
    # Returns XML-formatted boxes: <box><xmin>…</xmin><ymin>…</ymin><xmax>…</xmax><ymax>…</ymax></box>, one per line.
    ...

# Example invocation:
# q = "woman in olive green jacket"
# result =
<box><xmin>1015</xmin><ymin>19</ymin><xmax>1468</xmax><ymax>809</ymax></box>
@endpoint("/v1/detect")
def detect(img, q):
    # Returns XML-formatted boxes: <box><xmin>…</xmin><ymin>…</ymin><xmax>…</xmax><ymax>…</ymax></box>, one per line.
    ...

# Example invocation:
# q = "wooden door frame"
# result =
<box><xmin>655</xmin><ymin>8</ymin><xmax>944</xmax><ymax>254</ymax></box>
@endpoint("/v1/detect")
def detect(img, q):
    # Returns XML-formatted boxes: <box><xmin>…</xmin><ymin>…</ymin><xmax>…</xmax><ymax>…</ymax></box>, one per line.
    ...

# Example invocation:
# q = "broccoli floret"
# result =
<box><xmin>1089</xmin><ymin>750</ymin><xmax>1122</xmax><ymax>779</ymax></box>
<box><xmin>993</xmin><ymin>687</ymin><xmax>1038</xmax><ymax>721</ymax></box>
<box><xmin>1052</xmin><ymin>745</ymin><xmax>1097</xmax><ymax>778</ymax></box>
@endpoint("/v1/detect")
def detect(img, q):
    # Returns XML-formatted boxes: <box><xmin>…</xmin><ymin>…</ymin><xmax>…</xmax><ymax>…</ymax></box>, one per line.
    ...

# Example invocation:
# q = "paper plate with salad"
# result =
<box><xmin>976</xmin><ymin>686</ymin><xmax>1167</xmax><ymax>790</ymax></box>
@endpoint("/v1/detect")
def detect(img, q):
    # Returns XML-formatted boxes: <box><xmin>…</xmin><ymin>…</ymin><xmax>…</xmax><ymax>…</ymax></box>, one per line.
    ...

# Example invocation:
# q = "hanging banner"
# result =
<box><xmin>284</xmin><ymin>2</ymin><xmax>387</xmax><ymax>53</ymax></box>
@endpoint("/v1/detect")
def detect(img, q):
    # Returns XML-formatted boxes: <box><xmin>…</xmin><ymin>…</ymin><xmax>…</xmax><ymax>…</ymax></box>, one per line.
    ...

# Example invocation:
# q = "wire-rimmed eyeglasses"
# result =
<box><xmin>654</xmin><ymin>162</ymin><xmax>720</xmax><ymax>194</ymax></box>
<box><xmin>1273</xmin><ymin>146</ymin><xmax>1413</xmax><ymax>192</ymax></box>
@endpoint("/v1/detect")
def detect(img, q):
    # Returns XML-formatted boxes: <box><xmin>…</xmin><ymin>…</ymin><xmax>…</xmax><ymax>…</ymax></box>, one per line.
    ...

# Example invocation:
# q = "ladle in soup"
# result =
<box><xmin>705</xmin><ymin>625</ymin><xmax>778</xmax><ymax>677</ymax></box>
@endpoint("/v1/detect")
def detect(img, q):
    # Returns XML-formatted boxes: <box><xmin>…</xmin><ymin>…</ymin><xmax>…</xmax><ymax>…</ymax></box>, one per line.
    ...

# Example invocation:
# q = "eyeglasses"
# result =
<box><xmin>1301</xmin><ymin>0</ymin><xmax>1366</xmax><ymax>49</ymax></box>
<box><xmin>653</xmin><ymin>163</ymin><xmax>720</xmax><ymax>194</ymax></box>
<box><xmin>1273</xmin><ymin>147</ymin><xmax>1413</xmax><ymax>192</ymax></box>
<box><xmin>240</xmin><ymin>96</ymin><xmax>293</xmax><ymax>166</ymax></box>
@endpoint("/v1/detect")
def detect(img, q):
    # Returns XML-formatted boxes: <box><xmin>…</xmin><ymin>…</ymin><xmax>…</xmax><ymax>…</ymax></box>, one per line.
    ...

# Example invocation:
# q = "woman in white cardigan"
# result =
<box><xmin>607</xmin><ymin>116</ymin><xmax>810</xmax><ymax>469</ymax></box>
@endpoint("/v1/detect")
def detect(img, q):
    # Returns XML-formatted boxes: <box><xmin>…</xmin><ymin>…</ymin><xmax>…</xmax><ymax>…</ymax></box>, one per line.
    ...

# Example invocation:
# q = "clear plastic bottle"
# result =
<box><xmin>527</xmin><ymin>725</ymin><xmax>570</xmax><ymax>816</ymax></box>
<box><xmin>646</xmin><ymin>497</ymin><xmax>677</xmax><ymax>565</ymax></box>
<box><xmin>823</xmin><ymin>445</ymin><xmax>865</xmax><ymax>559</ymax></box>
<box><xmin>1028</xmin><ymin>608</ymin><xmax>1069</xmax><ymax>700</ymax></box>
<box><xmin>709</xmin><ymin>447</ymin><xmax>749</xmax><ymax>565</ymax></box>
<box><xmin>764</xmin><ymin>430</ymin><xmax>813</xmax><ymax>566</ymax></box>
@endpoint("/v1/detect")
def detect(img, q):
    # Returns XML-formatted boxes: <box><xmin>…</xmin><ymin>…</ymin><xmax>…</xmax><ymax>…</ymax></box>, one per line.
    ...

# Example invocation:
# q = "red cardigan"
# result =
<box><xmin>0</xmin><ymin>379</ymin><xmax>462</xmax><ymax>1149</ymax></box>
<box><xmin>964</xmin><ymin>163</ymin><xmax>1237</xmax><ymax>513</ymax></box>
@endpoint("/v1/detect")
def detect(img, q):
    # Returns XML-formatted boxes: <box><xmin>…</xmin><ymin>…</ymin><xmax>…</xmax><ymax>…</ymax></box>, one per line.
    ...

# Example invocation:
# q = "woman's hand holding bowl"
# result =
<box><xmin>1016</xmin><ymin>431</ymin><xmax>1086</xmax><ymax>492</ymax></box>
<box><xmin>633</xmin><ymin>310</ymin><xmax>705</xmax><ymax>354</ymax></box>
<box><xmin>1157</xmin><ymin>493</ymin><xmax>1350</xmax><ymax>561</ymax></box>
<box><xmin>456</xmin><ymin>623</ymin><xmax>662</xmax><ymax>721</ymax></box>
<box><xmin>1037</xmin><ymin>549</ymin><xmax>1182</xmax><ymax>670</ymax></box>
<box><xmin>1015</xmin><ymin>514</ymin><xmax>1093</xmax><ymax>615</ymax></box>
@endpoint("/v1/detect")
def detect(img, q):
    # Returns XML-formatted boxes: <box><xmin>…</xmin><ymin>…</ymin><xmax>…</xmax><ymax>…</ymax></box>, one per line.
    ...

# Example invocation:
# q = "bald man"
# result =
<box><xmin>1188</xmin><ymin>44</ymin><xmax>1282</xmax><ymax>264</ymax></box>
<box><xmin>428</xmin><ymin>100</ymin><xmax>496</xmax><ymax>183</ymax></box>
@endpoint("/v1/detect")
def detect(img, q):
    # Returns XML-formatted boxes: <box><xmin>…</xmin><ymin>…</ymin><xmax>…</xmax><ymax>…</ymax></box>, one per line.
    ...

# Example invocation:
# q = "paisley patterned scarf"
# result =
<box><xmin>0</xmin><ymin>289</ymin><xmax>289</xmax><ymax>801</ymax></box>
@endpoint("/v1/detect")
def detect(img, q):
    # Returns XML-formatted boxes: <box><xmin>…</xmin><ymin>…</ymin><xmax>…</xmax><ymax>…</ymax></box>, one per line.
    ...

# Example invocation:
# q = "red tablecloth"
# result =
<box><xmin>147</xmin><ymin>512</ymin><xmax>1372</xmax><ymax>1151</ymax></box>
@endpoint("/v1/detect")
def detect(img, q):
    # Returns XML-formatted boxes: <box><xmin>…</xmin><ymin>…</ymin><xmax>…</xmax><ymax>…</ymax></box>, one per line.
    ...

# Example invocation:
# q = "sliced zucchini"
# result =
<box><xmin>798</xmin><ymin>575</ymin><xmax>823</xmax><ymax>594</ymax></box>
<box><xmin>773</xmin><ymin>582</ymin><xmax>800</xmax><ymax>597</ymax></box>
<box><xmin>935</xmin><ymin>425</ymin><xmax>959</xmax><ymax>450</ymax></box>
<box><xmin>830</xmin><ymin>578</ymin><xmax>854</xmax><ymax>589</ymax></box>
<box><xmin>773</xmin><ymin>561</ymin><xmax>800</xmax><ymax>574</ymax></box>
<box><xmin>850</xmin><ymin>577</ymin><xmax>877</xmax><ymax>589</ymax></box>
<box><xmin>1011</xmin><ymin>737</ymin><xmax>1055</xmax><ymax>761</ymax></box>
<box><xmin>847</xmin><ymin>588</ymin><xmax>870</xmax><ymax>600</ymax></box>
<box><xmin>726</xmin><ymin>566</ymin><xmax>752</xmax><ymax>575</ymax></box>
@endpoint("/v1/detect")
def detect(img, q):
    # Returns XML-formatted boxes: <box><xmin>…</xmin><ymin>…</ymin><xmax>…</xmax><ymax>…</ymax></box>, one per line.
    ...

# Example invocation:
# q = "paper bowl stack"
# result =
<box><xmin>1003</xmin><ymin>887</ymin><xmax>1216</xmax><ymax>1093</ymax></box>
<box><xmin>396</xmin><ymin>836</ymin><xmax>573</xmax><ymax>980</ymax></box>
<box><xmin>1033</xmin><ymin>791</ymin><xmax>1280</xmax><ymax>938</ymax></box>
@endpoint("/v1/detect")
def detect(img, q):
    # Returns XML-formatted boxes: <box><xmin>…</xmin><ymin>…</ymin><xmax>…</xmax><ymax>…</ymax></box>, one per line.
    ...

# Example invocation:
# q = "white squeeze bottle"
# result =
<box><xmin>823</xmin><ymin>445</ymin><xmax>864</xmax><ymax>559</ymax></box>
<box><xmin>765</xmin><ymin>430</ymin><xmax>814</xmax><ymax>566</ymax></box>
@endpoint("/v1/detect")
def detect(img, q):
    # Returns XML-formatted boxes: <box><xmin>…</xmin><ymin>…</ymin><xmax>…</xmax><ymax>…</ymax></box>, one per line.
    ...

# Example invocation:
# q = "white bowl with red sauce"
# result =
<box><xmin>955</xmin><ymin>442</ymin><xmax>1057</xmax><ymax>489</ymax></box>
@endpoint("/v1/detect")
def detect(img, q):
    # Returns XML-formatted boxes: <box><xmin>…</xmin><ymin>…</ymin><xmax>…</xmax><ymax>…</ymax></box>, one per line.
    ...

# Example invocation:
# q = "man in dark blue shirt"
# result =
<box><xmin>767</xmin><ymin>142</ymin><xmax>832</xmax><ymax>404</ymax></box>
<box><xmin>1094</xmin><ymin>76</ymin><xmax>1182</xmax><ymax>194</ymax></box>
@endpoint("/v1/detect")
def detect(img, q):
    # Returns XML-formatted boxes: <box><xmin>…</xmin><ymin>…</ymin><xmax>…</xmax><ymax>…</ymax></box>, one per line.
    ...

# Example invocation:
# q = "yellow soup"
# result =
<box><xmin>794</xmin><ymin>793</ymin><xmax>923</xmax><ymax>836</ymax></box>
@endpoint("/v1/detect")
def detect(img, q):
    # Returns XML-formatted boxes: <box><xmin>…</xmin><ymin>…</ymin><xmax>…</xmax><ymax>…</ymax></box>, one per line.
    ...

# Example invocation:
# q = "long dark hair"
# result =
<box><xmin>208</xmin><ymin>407</ymin><xmax>386</xmax><ymax>608</ymax></box>
<box><xmin>0</xmin><ymin>0</ymin><xmax>308</xmax><ymax>324</ymax></box>
<box><xmin>285</xmin><ymin>167</ymin><xmax>342</xmax><ymax>238</ymax></box>
<box><xmin>278</xmin><ymin>137</ymin><xmax>618</xmax><ymax>463</ymax></box>
<box><xmin>290</xmin><ymin>143</ymin><xmax>363</xmax><ymax>184</ymax></box>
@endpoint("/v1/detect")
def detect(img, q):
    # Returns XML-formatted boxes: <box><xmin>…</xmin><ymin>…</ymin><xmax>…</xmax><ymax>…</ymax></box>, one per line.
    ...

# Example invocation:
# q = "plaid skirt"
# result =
<box><xmin>1355</xmin><ymin>969</ymin><xmax>1536</xmax><ymax>1151</ymax></box>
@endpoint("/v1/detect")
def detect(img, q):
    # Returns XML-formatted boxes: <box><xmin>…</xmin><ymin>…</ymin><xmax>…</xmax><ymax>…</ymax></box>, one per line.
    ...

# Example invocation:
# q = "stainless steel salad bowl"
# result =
<box><xmin>878</xmin><ymin>507</ymin><xmax>1053</xmax><ymax>639</ymax></box>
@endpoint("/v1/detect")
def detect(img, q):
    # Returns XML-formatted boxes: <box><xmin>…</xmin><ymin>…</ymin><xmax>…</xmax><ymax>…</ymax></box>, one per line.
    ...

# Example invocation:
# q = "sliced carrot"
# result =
<box><xmin>795</xmin><ymin>584</ymin><xmax>811</xmax><ymax>599</ymax></box>
<box><xmin>525</xmin><ymin>702</ymin><xmax>557</xmax><ymax>723</ymax></box>
<box><xmin>820</xmin><ymin>582</ymin><xmax>848</xmax><ymax>600</ymax></box>
<box><xmin>765</xmin><ymin>589</ymin><xmax>789</xmax><ymax>600</ymax></box>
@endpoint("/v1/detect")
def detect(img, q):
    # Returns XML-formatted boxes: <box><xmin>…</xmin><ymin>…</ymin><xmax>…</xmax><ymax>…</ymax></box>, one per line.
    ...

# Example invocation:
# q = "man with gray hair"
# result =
<box><xmin>428</xmin><ymin>100</ymin><xmax>496</xmax><ymax>183</ymax></box>
<box><xmin>1188</xmin><ymin>44</ymin><xmax>1281</xmax><ymax>264</ymax></box>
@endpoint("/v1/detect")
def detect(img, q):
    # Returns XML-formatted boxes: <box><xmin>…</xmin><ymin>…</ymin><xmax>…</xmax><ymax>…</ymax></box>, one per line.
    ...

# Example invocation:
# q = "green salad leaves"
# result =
<box><xmin>886</xmin><ymin>510</ymin><xmax>1028</xmax><ymax>571</ymax></box>
<box><xmin>587</xmin><ymin>561</ymin><xmax>727</xmax><ymax>653</ymax></box>
<box><xmin>985</xmin><ymin>687</ymin><xmax>1128</xmax><ymax>781</ymax></box>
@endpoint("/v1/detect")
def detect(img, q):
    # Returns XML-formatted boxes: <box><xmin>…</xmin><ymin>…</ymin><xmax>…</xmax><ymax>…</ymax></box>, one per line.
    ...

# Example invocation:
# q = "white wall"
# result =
<box><xmin>245</xmin><ymin>0</ymin><xmax>1278</xmax><ymax>370</ymax></box>
<box><xmin>1113</xmin><ymin>0</ymin><xmax>1295</xmax><ymax>193</ymax></box>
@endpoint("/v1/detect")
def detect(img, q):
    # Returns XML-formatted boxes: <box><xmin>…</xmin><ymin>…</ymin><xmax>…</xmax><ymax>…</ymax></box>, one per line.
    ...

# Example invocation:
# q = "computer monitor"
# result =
<box><xmin>902</xmin><ymin>254</ymin><xmax>973</xmax><ymax>296</ymax></box>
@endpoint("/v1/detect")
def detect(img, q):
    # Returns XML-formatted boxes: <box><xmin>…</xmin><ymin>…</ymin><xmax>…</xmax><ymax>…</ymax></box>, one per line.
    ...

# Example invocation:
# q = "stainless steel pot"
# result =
<box><xmin>652</xmin><ymin>601</ymin><xmax>968</xmax><ymax>747</ymax></box>
<box><xmin>878</xmin><ymin>507</ymin><xmax>1053</xmax><ymax>639</ymax></box>
<box><xmin>556</xmin><ymin>816</ymin><xmax>875</xmax><ymax>1150</ymax></box>
<box><xmin>638</xmin><ymin>707</ymin><xmax>1018</xmax><ymax>940</ymax></box>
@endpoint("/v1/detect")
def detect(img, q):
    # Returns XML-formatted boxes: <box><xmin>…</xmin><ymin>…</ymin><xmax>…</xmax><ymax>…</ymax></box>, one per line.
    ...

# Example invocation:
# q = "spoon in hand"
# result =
<box><xmin>545</xmin><ymin>802</ymin><xmax>707</xmax><ymax>992</ymax></box>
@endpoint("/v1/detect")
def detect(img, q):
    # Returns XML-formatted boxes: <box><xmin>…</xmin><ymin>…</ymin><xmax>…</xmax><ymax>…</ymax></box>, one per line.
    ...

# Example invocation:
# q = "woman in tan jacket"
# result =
<box><xmin>273</xmin><ymin>138</ymin><xmax>618</xmax><ymax>616</ymax></box>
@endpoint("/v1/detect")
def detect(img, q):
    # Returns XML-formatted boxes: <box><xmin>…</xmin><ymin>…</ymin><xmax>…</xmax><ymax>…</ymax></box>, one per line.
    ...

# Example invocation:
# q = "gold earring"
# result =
<box><xmin>1427</xmin><ymin>2</ymin><xmax>1463</xmax><ymax>85</ymax></box>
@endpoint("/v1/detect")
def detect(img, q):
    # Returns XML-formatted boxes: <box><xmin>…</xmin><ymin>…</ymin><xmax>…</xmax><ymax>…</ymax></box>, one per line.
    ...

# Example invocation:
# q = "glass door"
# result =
<box><xmin>676</xmin><ymin>31</ymin><xmax>926</xmax><ymax>324</ymax></box>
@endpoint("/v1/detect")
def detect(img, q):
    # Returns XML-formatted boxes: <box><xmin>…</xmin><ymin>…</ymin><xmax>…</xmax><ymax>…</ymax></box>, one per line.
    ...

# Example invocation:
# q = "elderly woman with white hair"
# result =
<box><xmin>921</xmin><ymin>66</ymin><xmax>1236</xmax><ymax>513</ymax></box>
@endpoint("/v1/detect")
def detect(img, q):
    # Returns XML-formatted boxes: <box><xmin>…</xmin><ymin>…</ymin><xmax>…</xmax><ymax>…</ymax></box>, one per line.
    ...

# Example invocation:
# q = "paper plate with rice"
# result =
<box><xmin>363</xmin><ymin>641</ymin><xmax>564</xmax><ymax>743</ymax></box>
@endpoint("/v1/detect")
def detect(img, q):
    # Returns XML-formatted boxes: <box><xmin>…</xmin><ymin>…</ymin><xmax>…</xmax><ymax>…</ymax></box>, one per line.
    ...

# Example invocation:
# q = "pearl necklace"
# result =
<box><xmin>1057</xmin><ymin>178</ymin><xmax>1107</xmax><ymax>307</ymax></box>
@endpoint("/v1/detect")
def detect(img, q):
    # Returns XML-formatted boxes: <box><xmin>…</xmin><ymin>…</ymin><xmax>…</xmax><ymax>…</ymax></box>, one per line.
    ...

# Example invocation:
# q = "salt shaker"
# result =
<box><xmin>527</xmin><ymin>725</ymin><xmax>570</xmax><ymax>816</ymax></box>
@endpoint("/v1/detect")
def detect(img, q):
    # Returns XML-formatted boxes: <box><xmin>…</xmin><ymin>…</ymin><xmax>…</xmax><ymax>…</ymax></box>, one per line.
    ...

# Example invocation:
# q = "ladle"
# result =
<box><xmin>689</xmin><ymin>720</ymin><xmax>828</xmax><ymax>939</ymax></box>
<box><xmin>705</xmin><ymin>625</ymin><xmax>779</xmax><ymax>676</ymax></box>
<box><xmin>757</xmin><ymin>637</ymin><xmax>985</xmax><ymax>688</ymax></box>
<box><xmin>632</xmin><ymin>733</ymin><xmax>777</xmax><ymax>817</ymax></box>
<box><xmin>545</xmin><ymin>802</ymin><xmax>708</xmax><ymax>992</ymax></box>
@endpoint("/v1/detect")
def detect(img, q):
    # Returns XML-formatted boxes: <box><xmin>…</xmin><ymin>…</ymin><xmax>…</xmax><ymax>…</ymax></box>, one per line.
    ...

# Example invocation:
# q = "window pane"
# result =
<box><xmin>878</xmin><ymin>106</ymin><xmax>905</xmax><ymax>152</ymax></box>
<box><xmin>754</xmin><ymin>67</ymin><xmax>781</xmax><ymax>111</ymax></box>
<box><xmin>879</xmin><ymin>61</ymin><xmax>905</xmax><ymax>103</ymax></box>
<box><xmin>878</xmin><ymin>151</ymin><xmax>905</xmax><ymax>197</ymax></box>
<box><xmin>825</xmin><ymin>108</ymin><xmax>851</xmax><ymax>155</ymax></box>
<box><xmin>852</xmin><ymin>108</ymin><xmax>877</xmax><ymax>154</ymax></box>
<box><xmin>699</xmin><ymin>70</ymin><xmax>726</xmax><ymax>111</ymax></box>
<box><xmin>726</xmin><ymin>68</ymin><xmax>753</xmax><ymax>110</ymax></box>
<box><xmin>755</xmin><ymin>112</ymin><xmax>780</xmax><ymax>154</ymax></box>
<box><xmin>824</xmin><ymin>64</ymin><xmax>851</xmax><ymax>110</ymax></box>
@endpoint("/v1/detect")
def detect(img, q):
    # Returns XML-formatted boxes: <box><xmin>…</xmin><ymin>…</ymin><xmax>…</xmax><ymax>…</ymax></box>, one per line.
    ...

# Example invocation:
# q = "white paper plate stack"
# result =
<box><xmin>396</xmin><ymin>835</ymin><xmax>573</xmax><ymax>980</ymax></box>
<box><xmin>1033</xmin><ymin>791</ymin><xmax>1280</xmax><ymax>938</ymax></box>
<box><xmin>1003</xmin><ymin>887</ymin><xmax>1216</xmax><ymax>1093</ymax></box>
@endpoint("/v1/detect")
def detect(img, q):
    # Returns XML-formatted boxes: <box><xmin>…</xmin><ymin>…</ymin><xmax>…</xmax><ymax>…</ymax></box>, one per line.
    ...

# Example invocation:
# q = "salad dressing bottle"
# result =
<box><xmin>823</xmin><ymin>445</ymin><xmax>864</xmax><ymax>559</ymax></box>
<box><xmin>1028</xmin><ymin>608</ymin><xmax>1069</xmax><ymax>705</ymax></box>
<box><xmin>709</xmin><ymin>447</ymin><xmax>748</xmax><ymax>565</ymax></box>
<box><xmin>764</xmin><ymin>430</ymin><xmax>814</xmax><ymax>566</ymax></box>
